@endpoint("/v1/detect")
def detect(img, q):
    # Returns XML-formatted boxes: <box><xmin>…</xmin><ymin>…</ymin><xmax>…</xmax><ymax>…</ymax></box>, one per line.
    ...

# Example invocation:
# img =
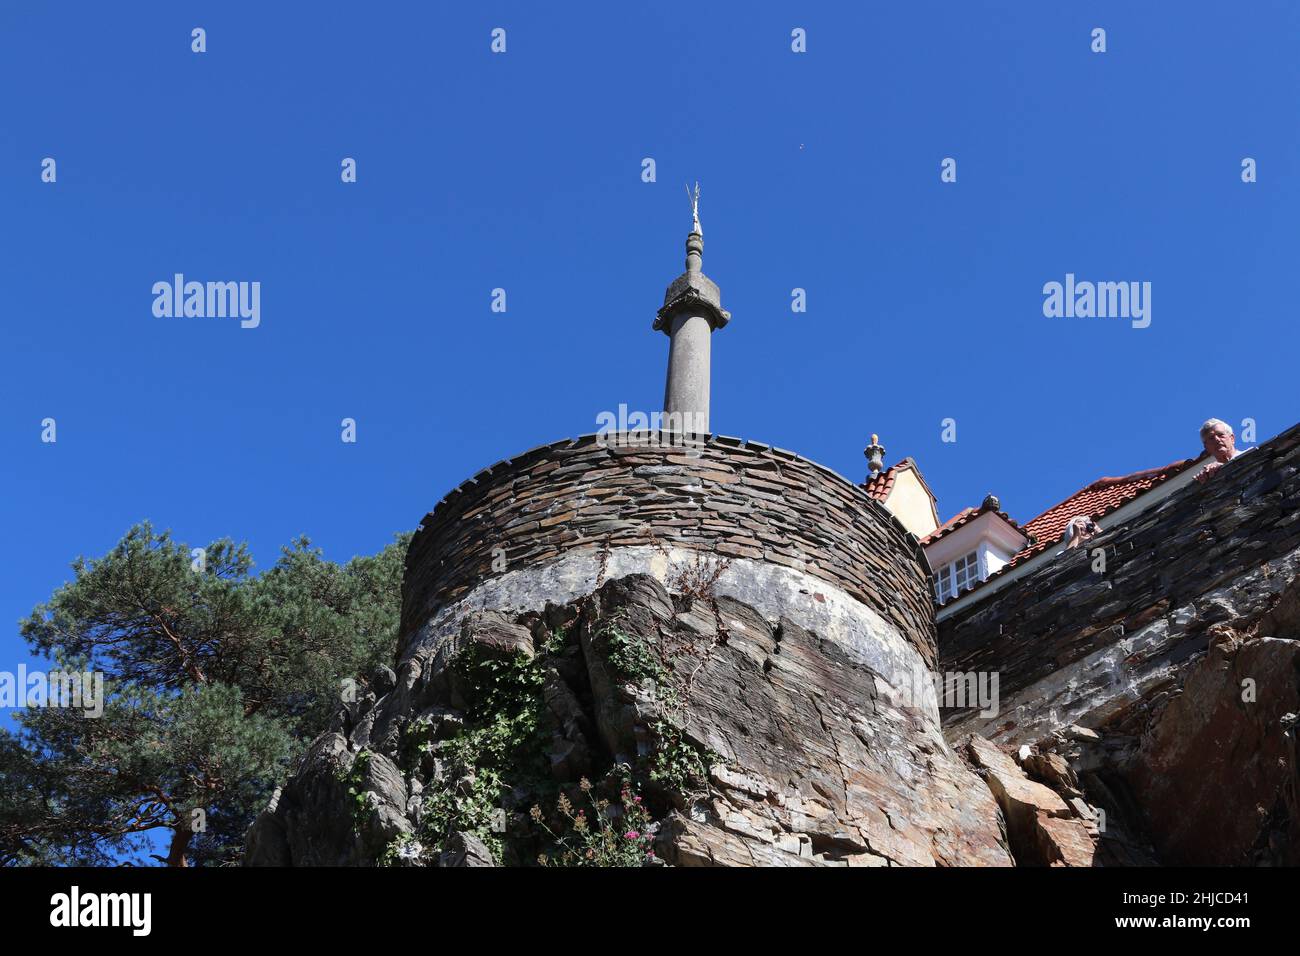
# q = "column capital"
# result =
<box><xmin>654</xmin><ymin>270</ymin><xmax>730</xmax><ymax>334</ymax></box>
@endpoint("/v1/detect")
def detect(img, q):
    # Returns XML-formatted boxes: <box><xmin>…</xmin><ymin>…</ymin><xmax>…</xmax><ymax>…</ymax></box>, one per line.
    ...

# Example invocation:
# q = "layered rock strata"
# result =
<box><xmin>247</xmin><ymin>573</ymin><xmax>1014</xmax><ymax>866</ymax></box>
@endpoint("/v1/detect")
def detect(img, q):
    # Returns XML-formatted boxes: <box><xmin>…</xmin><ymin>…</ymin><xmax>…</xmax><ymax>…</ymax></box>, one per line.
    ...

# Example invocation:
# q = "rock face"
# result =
<box><xmin>246</xmin><ymin>423</ymin><xmax>1300</xmax><ymax>866</ymax></box>
<box><xmin>941</xmin><ymin>421</ymin><xmax>1300</xmax><ymax>865</ymax></box>
<box><xmin>1127</xmin><ymin>629</ymin><xmax>1300</xmax><ymax>864</ymax></box>
<box><xmin>962</xmin><ymin>735</ymin><xmax>1097</xmax><ymax>867</ymax></box>
<box><xmin>247</xmin><ymin>573</ymin><xmax>1013</xmax><ymax>866</ymax></box>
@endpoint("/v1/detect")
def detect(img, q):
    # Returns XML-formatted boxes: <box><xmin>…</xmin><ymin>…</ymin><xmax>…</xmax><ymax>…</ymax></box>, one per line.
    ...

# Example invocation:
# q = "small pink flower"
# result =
<box><xmin>634</xmin><ymin>796</ymin><xmax>642</xmax><ymax>803</ymax></box>
<box><xmin>625</xmin><ymin>830</ymin><xmax>640</xmax><ymax>840</ymax></box>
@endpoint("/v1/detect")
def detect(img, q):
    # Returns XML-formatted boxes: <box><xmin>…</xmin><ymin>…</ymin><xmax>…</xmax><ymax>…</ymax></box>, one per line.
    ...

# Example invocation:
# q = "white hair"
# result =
<box><xmin>1200</xmin><ymin>418</ymin><xmax>1232</xmax><ymax>439</ymax></box>
<box><xmin>1062</xmin><ymin>515</ymin><xmax>1093</xmax><ymax>543</ymax></box>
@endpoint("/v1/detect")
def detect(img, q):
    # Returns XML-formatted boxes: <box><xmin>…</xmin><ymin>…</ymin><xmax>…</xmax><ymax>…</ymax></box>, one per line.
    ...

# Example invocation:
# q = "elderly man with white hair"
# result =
<box><xmin>1062</xmin><ymin>515</ymin><xmax>1102</xmax><ymax>548</ymax></box>
<box><xmin>1195</xmin><ymin>418</ymin><xmax>1251</xmax><ymax>483</ymax></box>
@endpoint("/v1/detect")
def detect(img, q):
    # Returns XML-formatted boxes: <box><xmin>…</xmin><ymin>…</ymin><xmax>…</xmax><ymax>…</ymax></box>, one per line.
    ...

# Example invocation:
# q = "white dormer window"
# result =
<box><xmin>953</xmin><ymin>551</ymin><xmax>980</xmax><ymax>594</ymax></box>
<box><xmin>924</xmin><ymin>507</ymin><xmax>1030</xmax><ymax>606</ymax></box>
<box><xmin>934</xmin><ymin>564</ymin><xmax>953</xmax><ymax>603</ymax></box>
<box><xmin>934</xmin><ymin>551</ymin><xmax>981</xmax><ymax>604</ymax></box>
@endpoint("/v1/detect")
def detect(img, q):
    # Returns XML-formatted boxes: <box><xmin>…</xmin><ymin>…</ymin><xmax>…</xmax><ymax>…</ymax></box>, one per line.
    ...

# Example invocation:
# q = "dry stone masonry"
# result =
<box><xmin>401</xmin><ymin>434</ymin><xmax>936</xmax><ymax>668</ymax></box>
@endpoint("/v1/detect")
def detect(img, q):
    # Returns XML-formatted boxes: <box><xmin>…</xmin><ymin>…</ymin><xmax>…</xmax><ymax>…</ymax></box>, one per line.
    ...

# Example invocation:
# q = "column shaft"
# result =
<box><xmin>662</xmin><ymin>312</ymin><xmax>711</xmax><ymax>436</ymax></box>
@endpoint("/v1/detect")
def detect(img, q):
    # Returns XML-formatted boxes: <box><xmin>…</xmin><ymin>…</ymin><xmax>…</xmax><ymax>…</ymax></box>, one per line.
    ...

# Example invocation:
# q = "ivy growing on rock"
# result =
<box><xmin>405</xmin><ymin>642</ymin><xmax>551</xmax><ymax>863</ymax></box>
<box><xmin>603</xmin><ymin>625</ymin><xmax>671</xmax><ymax>692</ymax></box>
<box><xmin>341</xmin><ymin>749</ymin><xmax>375</xmax><ymax>829</ymax></box>
<box><xmin>599</xmin><ymin>621</ymin><xmax>714</xmax><ymax>796</ymax></box>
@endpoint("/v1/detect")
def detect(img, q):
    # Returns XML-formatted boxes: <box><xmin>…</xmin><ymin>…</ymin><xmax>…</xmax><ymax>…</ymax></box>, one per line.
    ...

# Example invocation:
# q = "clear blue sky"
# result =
<box><xmin>3</xmin><ymin>1</ymin><xmax>1297</xmax><ymax>700</ymax></box>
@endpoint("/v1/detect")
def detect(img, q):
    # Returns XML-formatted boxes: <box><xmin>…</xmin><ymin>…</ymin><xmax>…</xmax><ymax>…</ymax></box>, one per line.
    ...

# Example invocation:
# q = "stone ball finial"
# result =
<box><xmin>982</xmin><ymin>493</ymin><xmax>1001</xmax><ymax>512</ymax></box>
<box><xmin>864</xmin><ymin>434</ymin><xmax>886</xmax><ymax>477</ymax></box>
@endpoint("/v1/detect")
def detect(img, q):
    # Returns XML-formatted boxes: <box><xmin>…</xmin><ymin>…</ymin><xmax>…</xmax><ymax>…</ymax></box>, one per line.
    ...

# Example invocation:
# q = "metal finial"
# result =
<box><xmin>686</xmin><ymin>181</ymin><xmax>701</xmax><ymax>235</ymax></box>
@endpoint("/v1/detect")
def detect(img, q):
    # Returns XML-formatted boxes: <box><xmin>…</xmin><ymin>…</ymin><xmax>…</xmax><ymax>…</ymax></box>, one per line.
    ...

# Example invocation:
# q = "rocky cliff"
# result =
<box><xmin>248</xmin><ymin>435</ymin><xmax>1033</xmax><ymax>866</ymax></box>
<box><xmin>247</xmin><ymin>571</ymin><xmax>1021</xmax><ymax>866</ymax></box>
<box><xmin>941</xmin><ymin>421</ymin><xmax>1300</xmax><ymax>865</ymax></box>
<box><xmin>246</xmin><ymin>424</ymin><xmax>1300</xmax><ymax>866</ymax></box>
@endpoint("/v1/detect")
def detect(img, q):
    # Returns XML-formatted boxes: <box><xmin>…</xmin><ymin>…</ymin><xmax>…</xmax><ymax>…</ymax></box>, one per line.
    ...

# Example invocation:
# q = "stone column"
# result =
<box><xmin>654</xmin><ymin>228</ymin><xmax>729</xmax><ymax>440</ymax></box>
<box><xmin>663</xmin><ymin>311</ymin><xmax>712</xmax><ymax>434</ymax></box>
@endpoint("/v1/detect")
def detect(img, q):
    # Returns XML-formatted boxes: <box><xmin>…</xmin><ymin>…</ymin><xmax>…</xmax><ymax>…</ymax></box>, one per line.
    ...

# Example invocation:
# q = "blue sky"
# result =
<box><xmin>2</xmin><ymin>0</ymin><xmax>1298</xmax><ymax>700</ymax></box>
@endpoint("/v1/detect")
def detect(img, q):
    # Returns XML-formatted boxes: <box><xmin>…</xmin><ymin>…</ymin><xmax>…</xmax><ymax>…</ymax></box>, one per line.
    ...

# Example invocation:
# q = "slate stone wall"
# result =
<box><xmin>402</xmin><ymin>433</ymin><xmax>934</xmax><ymax>660</ymax></box>
<box><xmin>939</xmin><ymin>421</ymin><xmax>1300</xmax><ymax>713</ymax></box>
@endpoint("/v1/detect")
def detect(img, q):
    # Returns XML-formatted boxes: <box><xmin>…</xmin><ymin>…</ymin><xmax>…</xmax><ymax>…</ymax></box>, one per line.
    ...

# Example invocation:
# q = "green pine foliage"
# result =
<box><xmin>0</xmin><ymin>522</ymin><xmax>410</xmax><ymax>867</ymax></box>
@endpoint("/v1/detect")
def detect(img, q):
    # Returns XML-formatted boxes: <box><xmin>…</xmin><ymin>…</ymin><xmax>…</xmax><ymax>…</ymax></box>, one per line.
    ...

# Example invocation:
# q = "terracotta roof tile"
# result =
<box><xmin>936</xmin><ymin>456</ymin><xmax>1203</xmax><ymax>603</ymax></box>
<box><xmin>863</xmin><ymin>463</ymin><xmax>900</xmax><ymax>502</ymax></box>
<box><xmin>862</xmin><ymin>456</ymin><xmax>937</xmax><ymax>507</ymax></box>
<box><xmin>919</xmin><ymin>502</ymin><xmax>1027</xmax><ymax>547</ymax></box>
<box><xmin>923</xmin><ymin>454</ymin><xmax>1202</xmax><ymax>609</ymax></box>
<box><xmin>1013</xmin><ymin>457</ymin><xmax>1200</xmax><ymax>563</ymax></box>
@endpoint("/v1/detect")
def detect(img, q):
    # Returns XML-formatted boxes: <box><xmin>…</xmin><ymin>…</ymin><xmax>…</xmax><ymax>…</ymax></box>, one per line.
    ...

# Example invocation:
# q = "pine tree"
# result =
<box><xmin>0</xmin><ymin>522</ymin><xmax>409</xmax><ymax>866</ymax></box>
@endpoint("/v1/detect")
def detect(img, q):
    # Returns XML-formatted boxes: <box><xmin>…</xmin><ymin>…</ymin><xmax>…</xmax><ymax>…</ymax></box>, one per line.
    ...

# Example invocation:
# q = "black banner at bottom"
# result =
<box><xmin>0</xmin><ymin>865</ymin><xmax>1278</xmax><ymax>942</ymax></box>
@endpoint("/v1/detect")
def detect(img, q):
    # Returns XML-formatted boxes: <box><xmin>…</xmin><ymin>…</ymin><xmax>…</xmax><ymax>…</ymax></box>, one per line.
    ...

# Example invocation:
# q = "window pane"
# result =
<box><xmin>935</xmin><ymin>564</ymin><xmax>953</xmax><ymax>603</ymax></box>
<box><xmin>954</xmin><ymin>552</ymin><xmax>979</xmax><ymax>592</ymax></box>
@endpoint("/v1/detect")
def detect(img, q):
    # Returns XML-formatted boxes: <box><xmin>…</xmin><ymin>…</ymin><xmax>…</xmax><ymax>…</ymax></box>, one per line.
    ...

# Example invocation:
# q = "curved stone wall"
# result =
<box><xmin>402</xmin><ymin>433</ymin><xmax>935</xmax><ymax>665</ymax></box>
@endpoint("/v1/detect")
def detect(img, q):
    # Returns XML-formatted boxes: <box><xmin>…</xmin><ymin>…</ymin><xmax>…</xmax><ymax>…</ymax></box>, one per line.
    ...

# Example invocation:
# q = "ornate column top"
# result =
<box><xmin>654</xmin><ymin>184</ymin><xmax>730</xmax><ymax>334</ymax></box>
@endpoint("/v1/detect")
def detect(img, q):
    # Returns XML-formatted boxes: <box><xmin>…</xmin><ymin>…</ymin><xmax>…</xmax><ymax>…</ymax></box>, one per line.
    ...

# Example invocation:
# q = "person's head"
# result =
<box><xmin>1063</xmin><ymin>515</ymin><xmax>1098</xmax><ymax>548</ymax></box>
<box><xmin>1200</xmin><ymin>419</ymin><xmax>1237</xmax><ymax>463</ymax></box>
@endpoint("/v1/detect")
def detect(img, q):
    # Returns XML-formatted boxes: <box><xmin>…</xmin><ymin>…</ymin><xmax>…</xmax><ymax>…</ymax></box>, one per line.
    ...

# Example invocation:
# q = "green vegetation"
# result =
<box><xmin>600</xmin><ymin>623</ymin><xmax>712</xmax><ymax>794</ymax></box>
<box><xmin>532</xmin><ymin>768</ymin><xmax>655</xmax><ymax>867</ymax></box>
<box><xmin>603</xmin><ymin>625</ymin><xmax>670</xmax><ymax>689</ymax></box>
<box><xmin>342</xmin><ymin>750</ymin><xmax>376</xmax><ymax>827</ymax></box>
<box><xmin>0</xmin><ymin>523</ymin><xmax>720</xmax><ymax>869</ymax></box>
<box><xmin>0</xmin><ymin>522</ymin><xmax>410</xmax><ymax>867</ymax></box>
<box><xmin>648</xmin><ymin>719</ymin><xmax>712</xmax><ymax>793</ymax></box>
<box><xmin>405</xmin><ymin>641</ymin><xmax>551</xmax><ymax>863</ymax></box>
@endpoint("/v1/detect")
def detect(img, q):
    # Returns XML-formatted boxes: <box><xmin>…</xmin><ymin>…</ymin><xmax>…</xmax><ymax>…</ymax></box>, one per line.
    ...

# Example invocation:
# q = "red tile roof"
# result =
<box><xmin>924</xmin><ymin>455</ymin><xmax>1201</xmax><ymax>606</ymax></box>
<box><xmin>928</xmin><ymin>506</ymin><xmax>975</xmax><ymax>534</ymax></box>
<box><xmin>919</xmin><ymin>501</ymin><xmax>1028</xmax><ymax>547</ymax></box>
<box><xmin>862</xmin><ymin>457</ymin><xmax>938</xmax><ymax>505</ymax></box>
<box><xmin>863</xmin><ymin>462</ymin><xmax>900</xmax><ymax>502</ymax></box>
<box><xmin>1014</xmin><ymin>456</ymin><xmax>1200</xmax><ymax>564</ymax></box>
